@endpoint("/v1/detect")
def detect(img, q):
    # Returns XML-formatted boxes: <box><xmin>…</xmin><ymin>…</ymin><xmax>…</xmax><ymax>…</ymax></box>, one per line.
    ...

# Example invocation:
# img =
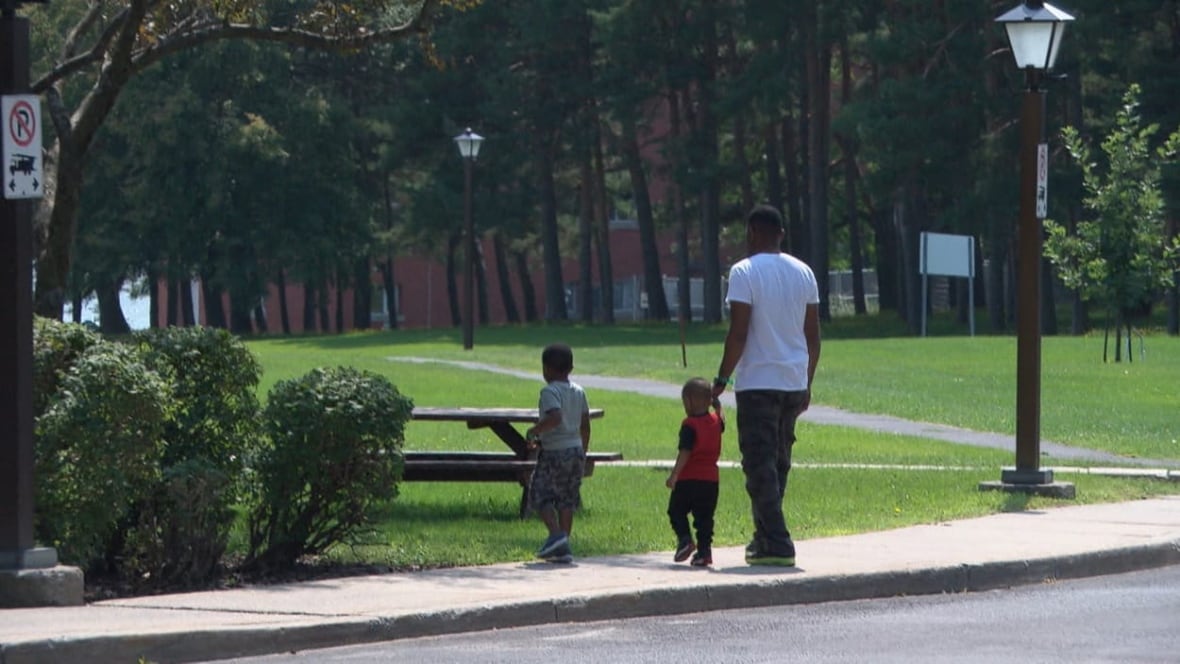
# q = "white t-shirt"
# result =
<box><xmin>724</xmin><ymin>252</ymin><xmax>819</xmax><ymax>392</ymax></box>
<box><xmin>537</xmin><ymin>380</ymin><xmax>589</xmax><ymax>451</ymax></box>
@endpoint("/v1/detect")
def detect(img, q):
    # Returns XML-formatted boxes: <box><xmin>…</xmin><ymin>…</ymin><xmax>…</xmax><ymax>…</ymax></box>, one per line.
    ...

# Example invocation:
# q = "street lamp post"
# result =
<box><xmin>454</xmin><ymin>129</ymin><xmax>483</xmax><ymax>351</ymax></box>
<box><xmin>981</xmin><ymin>0</ymin><xmax>1075</xmax><ymax>498</ymax></box>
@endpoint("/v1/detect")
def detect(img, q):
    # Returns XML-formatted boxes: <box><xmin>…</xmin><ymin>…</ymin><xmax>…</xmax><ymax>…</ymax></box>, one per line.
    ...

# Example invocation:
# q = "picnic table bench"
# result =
<box><xmin>405</xmin><ymin>406</ymin><xmax>621</xmax><ymax>518</ymax></box>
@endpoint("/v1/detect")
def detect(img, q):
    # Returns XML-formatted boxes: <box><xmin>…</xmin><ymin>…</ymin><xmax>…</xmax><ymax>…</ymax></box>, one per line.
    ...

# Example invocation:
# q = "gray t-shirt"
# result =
<box><xmin>537</xmin><ymin>380</ymin><xmax>589</xmax><ymax>451</ymax></box>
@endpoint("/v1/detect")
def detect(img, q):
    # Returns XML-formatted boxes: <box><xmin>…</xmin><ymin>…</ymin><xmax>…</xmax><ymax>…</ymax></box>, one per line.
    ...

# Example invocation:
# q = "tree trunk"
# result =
<box><xmin>764</xmin><ymin>123</ymin><xmax>785</xmax><ymax>224</ymax></box>
<box><xmin>621</xmin><ymin>115</ymin><xmax>669</xmax><ymax>321</ymax></box>
<box><xmin>893</xmin><ymin>187</ymin><xmax>922</xmax><ymax>334</ymax></box>
<box><xmin>447</xmin><ymin>232</ymin><xmax>461</xmax><ymax>327</ymax></box>
<box><xmin>303</xmin><ymin>285</ymin><xmax>317</xmax><ymax>333</ymax></box>
<box><xmin>493</xmin><ymin>233</ymin><xmax>520</xmax><ymax>324</ymax></box>
<box><xmin>277</xmin><ymin>269</ymin><xmax>291</xmax><ymax>334</ymax></box>
<box><xmin>593</xmin><ymin>122</ymin><xmax>614</xmax><ymax>324</ymax></box>
<box><xmin>476</xmin><ymin>234</ymin><xmax>489</xmax><ymax>325</ymax></box>
<box><xmin>167</xmin><ymin>275</ymin><xmax>179</xmax><ymax>327</ymax></box>
<box><xmin>838</xmin><ymin>38</ymin><xmax>867</xmax><ymax>316</ymax></box>
<box><xmin>318</xmin><ymin>277</ymin><xmax>331</xmax><ymax>333</ymax></box>
<box><xmin>353</xmin><ymin>258</ymin><xmax>372</xmax><ymax>331</ymax></box>
<box><xmin>380</xmin><ymin>174</ymin><xmax>399</xmax><ymax>330</ymax></box>
<box><xmin>70</xmin><ymin>292</ymin><xmax>84</xmax><ymax>324</ymax></box>
<box><xmin>96</xmin><ymin>280</ymin><xmax>131</xmax><ymax>334</ymax></box>
<box><xmin>538</xmin><ymin>141</ymin><xmax>567</xmax><ymax>321</ymax></box>
<box><xmin>781</xmin><ymin>114</ymin><xmax>805</xmax><ymax>258</ymax></box>
<box><xmin>805</xmin><ymin>18</ymin><xmax>832</xmax><ymax>322</ymax></box>
<box><xmin>697</xmin><ymin>0</ymin><xmax>723</xmax><ymax>325</ymax></box>
<box><xmin>514</xmin><ymin>250</ymin><xmax>538</xmax><ymax>322</ymax></box>
<box><xmin>201</xmin><ymin>274</ymin><xmax>226</xmax><ymax>329</ymax></box>
<box><xmin>180</xmin><ymin>276</ymin><xmax>194</xmax><ymax>326</ymax></box>
<box><xmin>148</xmin><ymin>267</ymin><xmax>160</xmax><ymax>329</ymax></box>
<box><xmin>669</xmin><ymin>91</ymin><xmax>692</xmax><ymax>324</ymax></box>
<box><xmin>34</xmin><ymin>133</ymin><xmax>85</xmax><ymax>319</ymax></box>
<box><xmin>230</xmin><ymin>293</ymin><xmax>253</xmax><ymax>335</ymax></box>
<box><xmin>733</xmin><ymin>110</ymin><xmax>755</xmax><ymax>213</ymax></box>
<box><xmin>252</xmin><ymin>303</ymin><xmax>268</xmax><ymax>333</ymax></box>
<box><xmin>578</xmin><ymin>159</ymin><xmax>595</xmax><ymax>323</ymax></box>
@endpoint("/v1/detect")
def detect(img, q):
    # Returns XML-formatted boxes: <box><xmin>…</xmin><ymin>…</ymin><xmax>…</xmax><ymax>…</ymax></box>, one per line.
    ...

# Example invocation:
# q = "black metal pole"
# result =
<box><xmin>1004</xmin><ymin>68</ymin><xmax>1052</xmax><ymax>486</ymax></box>
<box><xmin>462</xmin><ymin>157</ymin><xmax>474</xmax><ymax>351</ymax></box>
<box><xmin>0</xmin><ymin>7</ymin><xmax>49</xmax><ymax>570</ymax></box>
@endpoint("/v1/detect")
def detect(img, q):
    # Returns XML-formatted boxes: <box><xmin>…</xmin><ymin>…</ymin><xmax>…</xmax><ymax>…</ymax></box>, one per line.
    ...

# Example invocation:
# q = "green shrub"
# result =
<box><xmin>126</xmin><ymin>326</ymin><xmax>263</xmax><ymax>587</ymax></box>
<box><xmin>34</xmin><ymin>341</ymin><xmax>170</xmax><ymax>568</ymax></box>
<box><xmin>245</xmin><ymin>366</ymin><xmax>413</xmax><ymax>572</ymax></box>
<box><xmin>132</xmin><ymin>326</ymin><xmax>263</xmax><ymax>473</ymax></box>
<box><xmin>122</xmin><ymin>458</ymin><xmax>235</xmax><ymax>589</ymax></box>
<box><xmin>32</xmin><ymin>316</ymin><xmax>103</xmax><ymax>417</ymax></box>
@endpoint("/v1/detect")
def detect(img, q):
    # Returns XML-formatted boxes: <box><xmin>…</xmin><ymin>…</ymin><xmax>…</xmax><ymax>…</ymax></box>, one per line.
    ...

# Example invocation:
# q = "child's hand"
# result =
<box><xmin>665</xmin><ymin>474</ymin><xmax>676</xmax><ymax>489</ymax></box>
<box><xmin>711</xmin><ymin>396</ymin><xmax>722</xmax><ymax>410</ymax></box>
<box><xmin>525</xmin><ymin>428</ymin><xmax>540</xmax><ymax>447</ymax></box>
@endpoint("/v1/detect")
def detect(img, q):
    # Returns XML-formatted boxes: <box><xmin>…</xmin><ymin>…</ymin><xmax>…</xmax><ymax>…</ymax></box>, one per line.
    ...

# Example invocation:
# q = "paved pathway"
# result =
<box><xmin>390</xmin><ymin>357</ymin><xmax>1180</xmax><ymax>469</ymax></box>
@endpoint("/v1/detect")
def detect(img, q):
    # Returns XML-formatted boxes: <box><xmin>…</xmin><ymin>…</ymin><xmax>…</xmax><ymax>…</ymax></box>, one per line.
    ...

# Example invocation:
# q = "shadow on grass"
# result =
<box><xmin>1000</xmin><ymin>493</ymin><xmax>1033</xmax><ymax>512</ymax></box>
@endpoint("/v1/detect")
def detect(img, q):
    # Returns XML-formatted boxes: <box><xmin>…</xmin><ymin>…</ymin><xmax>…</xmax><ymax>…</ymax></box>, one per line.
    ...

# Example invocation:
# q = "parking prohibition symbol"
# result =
<box><xmin>3</xmin><ymin>95</ymin><xmax>43</xmax><ymax>200</ymax></box>
<box><xmin>9</xmin><ymin>99</ymin><xmax>35</xmax><ymax>147</ymax></box>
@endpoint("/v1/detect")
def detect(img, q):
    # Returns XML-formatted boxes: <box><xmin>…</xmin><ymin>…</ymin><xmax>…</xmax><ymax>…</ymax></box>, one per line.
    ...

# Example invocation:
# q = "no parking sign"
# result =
<box><xmin>3</xmin><ymin>94</ymin><xmax>43</xmax><ymax>200</ymax></box>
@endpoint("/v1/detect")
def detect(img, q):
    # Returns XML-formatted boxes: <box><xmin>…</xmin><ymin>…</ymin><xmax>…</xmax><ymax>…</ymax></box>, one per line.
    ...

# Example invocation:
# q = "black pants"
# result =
<box><xmin>736</xmin><ymin>389</ymin><xmax>806</xmax><ymax>557</ymax></box>
<box><xmin>667</xmin><ymin>479</ymin><xmax>719</xmax><ymax>553</ymax></box>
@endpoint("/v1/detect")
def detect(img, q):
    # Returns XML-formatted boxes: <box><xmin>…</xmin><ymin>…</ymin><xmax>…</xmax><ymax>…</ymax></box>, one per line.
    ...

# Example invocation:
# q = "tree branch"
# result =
<box><xmin>130</xmin><ymin>0</ymin><xmax>443</xmax><ymax>75</ymax></box>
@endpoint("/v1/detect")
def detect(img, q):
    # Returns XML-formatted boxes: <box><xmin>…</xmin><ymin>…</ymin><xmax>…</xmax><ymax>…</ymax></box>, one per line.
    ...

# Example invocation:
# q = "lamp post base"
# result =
<box><xmin>979</xmin><ymin>468</ymin><xmax>1076</xmax><ymax>499</ymax></box>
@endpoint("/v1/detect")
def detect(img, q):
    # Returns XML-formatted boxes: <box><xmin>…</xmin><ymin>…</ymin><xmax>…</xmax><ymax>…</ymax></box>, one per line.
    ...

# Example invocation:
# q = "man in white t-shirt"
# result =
<box><xmin>713</xmin><ymin>204</ymin><xmax>821</xmax><ymax>566</ymax></box>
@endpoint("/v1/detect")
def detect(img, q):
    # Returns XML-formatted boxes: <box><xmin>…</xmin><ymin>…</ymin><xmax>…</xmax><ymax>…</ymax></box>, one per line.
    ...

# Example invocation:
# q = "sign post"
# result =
<box><xmin>1</xmin><ymin>0</ymin><xmax>82</xmax><ymax>607</ymax></box>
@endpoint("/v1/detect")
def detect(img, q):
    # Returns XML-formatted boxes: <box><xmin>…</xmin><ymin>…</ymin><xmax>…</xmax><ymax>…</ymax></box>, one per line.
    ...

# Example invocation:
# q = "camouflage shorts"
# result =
<box><xmin>528</xmin><ymin>447</ymin><xmax>585</xmax><ymax>513</ymax></box>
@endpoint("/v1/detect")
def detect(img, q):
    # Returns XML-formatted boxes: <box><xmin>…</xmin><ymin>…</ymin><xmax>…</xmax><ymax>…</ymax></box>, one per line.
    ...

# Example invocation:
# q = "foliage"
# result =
<box><xmin>245</xmin><ymin>366</ymin><xmax>414</xmax><ymax>572</ymax></box>
<box><xmin>1045</xmin><ymin>84</ymin><xmax>1180</xmax><ymax>334</ymax></box>
<box><xmin>33</xmin><ymin>338</ymin><xmax>170</xmax><ymax>568</ymax></box>
<box><xmin>121</xmin><ymin>458</ymin><xmax>236</xmax><ymax>590</ymax></box>
<box><xmin>31</xmin><ymin>315</ymin><xmax>104</xmax><ymax>416</ymax></box>
<box><xmin>126</xmin><ymin>326</ymin><xmax>264</xmax><ymax>587</ymax></box>
<box><xmin>132</xmin><ymin>326</ymin><xmax>263</xmax><ymax>473</ymax></box>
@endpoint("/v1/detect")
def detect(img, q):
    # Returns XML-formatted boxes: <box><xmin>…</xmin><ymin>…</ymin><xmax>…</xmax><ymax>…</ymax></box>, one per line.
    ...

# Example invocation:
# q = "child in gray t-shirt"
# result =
<box><xmin>525</xmin><ymin>343</ymin><xmax>591</xmax><ymax>563</ymax></box>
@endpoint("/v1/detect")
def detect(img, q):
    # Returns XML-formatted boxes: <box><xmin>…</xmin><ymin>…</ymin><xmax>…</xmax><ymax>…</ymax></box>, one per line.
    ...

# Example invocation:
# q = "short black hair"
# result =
<box><xmin>682</xmin><ymin>377</ymin><xmax>712</xmax><ymax>401</ymax></box>
<box><xmin>542</xmin><ymin>343</ymin><xmax>574</xmax><ymax>373</ymax></box>
<box><xmin>747</xmin><ymin>204</ymin><xmax>785</xmax><ymax>233</ymax></box>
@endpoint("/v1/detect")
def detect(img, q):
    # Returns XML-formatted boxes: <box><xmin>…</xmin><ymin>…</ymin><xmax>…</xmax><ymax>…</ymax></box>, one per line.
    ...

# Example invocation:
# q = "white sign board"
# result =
<box><xmin>920</xmin><ymin>232</ymin><xmax>974</xmax><ymax>278</ymax></box>
<box><xmin>3</xmin><ymin>94</ymin><xmax>43</xmax><ymax>200</ymax></box>
<box><xmin>919</xmin><ymin>231</ymin><xmax>976</xmax><ymax>337</ymax></box>
<box><xmin>1036</xmin><ymin>142</ymin><xmax>1048</xmax><ymax>219</ymax></box>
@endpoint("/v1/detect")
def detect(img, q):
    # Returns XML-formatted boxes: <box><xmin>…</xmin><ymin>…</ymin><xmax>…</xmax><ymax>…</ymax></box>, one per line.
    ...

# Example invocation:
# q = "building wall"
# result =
<box><xmin>159</xmin><ymin>221</ymin><xmax>736</xmax><ymax>333</ymax></box>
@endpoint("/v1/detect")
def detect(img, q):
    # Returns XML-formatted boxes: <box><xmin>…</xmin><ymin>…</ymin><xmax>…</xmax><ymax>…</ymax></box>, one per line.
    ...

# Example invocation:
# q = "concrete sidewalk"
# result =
<box><xmin>2</xmin><ymin>496</ymin><xmax>1179</xmax><ymax>664</ymax></box>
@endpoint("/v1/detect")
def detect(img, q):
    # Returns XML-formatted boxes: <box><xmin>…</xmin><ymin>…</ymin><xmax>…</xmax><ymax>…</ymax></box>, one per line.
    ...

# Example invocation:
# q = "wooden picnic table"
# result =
<box><xmin>406</xmin><ymin>406</ymin><xmax>619</xmax><ymax>518</ymax></box>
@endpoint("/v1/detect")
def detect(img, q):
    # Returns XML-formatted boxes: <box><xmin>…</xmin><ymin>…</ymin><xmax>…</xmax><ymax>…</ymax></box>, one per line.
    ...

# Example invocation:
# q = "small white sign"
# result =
<box><xmin>920</xmin><ymin>232</ymin><xmax>974</xmax><ymax>278</ymax></box>
<box><xmin>3</xmin><ymin>94</ymin><xmax>43</xmax><ymax>200</ymax></box>
<box><xmin>1035</xmin><ymin>142</ymin><xmax>1048</xmax><ymax>219</ymax></box>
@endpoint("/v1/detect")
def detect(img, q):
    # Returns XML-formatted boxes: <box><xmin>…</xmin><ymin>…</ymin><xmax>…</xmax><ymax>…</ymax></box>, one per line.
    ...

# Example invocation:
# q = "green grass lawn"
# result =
<box><xmin>242</xmin><ymin>318</ymin><xmax>1180</xmax><ymax>569</ymax></box>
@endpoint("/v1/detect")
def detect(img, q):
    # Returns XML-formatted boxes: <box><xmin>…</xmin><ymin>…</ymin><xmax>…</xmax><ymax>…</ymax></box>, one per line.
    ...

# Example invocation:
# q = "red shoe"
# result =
<box><xmin>674</xmin><ymin>540</ymin><xmax>696</xmax><ymax>563</ymax></box>
<box><xmin>690</xmin><ymin>552</ymin><xmax>712</xmax><ymax>567</ymax></box>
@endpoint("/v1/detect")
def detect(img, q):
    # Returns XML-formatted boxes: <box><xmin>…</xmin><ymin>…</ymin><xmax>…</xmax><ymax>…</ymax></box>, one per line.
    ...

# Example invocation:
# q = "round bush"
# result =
<box><xmin>246</xmin><ymin>366</ymin><xmax>413</xmax><ymax>572</ymax></box>
<box><xmin>34</xmin><ymin>342</ymin><xmax>170</xmax><ymax>568</ymax></box>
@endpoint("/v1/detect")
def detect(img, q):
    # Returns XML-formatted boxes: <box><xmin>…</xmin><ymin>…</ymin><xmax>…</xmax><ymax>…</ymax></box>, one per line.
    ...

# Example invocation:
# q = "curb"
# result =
<box><xmin>5</xmin><ymin>538</ymin><xmax>1179</xmax><ymax>664</ymax></box>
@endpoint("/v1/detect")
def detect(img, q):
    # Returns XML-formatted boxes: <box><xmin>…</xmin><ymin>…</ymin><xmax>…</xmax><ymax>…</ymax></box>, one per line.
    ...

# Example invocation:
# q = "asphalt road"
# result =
<box><xmin>214</xmin><ymin>564</ymin><xmax>1180</xmax><ymax>664</ymax></box>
